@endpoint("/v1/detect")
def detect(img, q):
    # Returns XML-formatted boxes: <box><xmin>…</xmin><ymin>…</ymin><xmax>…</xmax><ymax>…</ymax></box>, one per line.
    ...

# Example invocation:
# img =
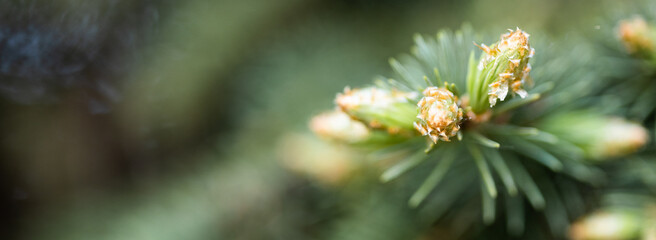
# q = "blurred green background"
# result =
<box><xmin>0</xmin><ymin>0</ymin><xmax>620</xmax><ymax>239</ymax></box>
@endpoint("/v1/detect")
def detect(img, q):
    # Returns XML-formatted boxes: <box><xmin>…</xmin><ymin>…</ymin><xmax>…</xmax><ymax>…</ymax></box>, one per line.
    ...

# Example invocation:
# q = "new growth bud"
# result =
<box><xmin>310</xmin><ymin>110</ymin><xmax>370</xmax><ymax>144</ymax></box>
<box><xmin>469</xmin><ymin>28</ymin><xmax>534</xmax><ymax>114</ymax></box>
<box><xmin>336</xmin><ymin>87</ymin><xmax>417</xmax><ymax>134</ymax></box>
<box><xmin>539</xmin><ymin>112</ymin><xmax>649</xmax><ymax>161</ymax></box>
<box><xmin>589</xmin><ymin>119</ymin><xmax>649</xmax><ymax>159</ymax></box>
<box><xmin>480</xmin><ymin>28</ymin><xmax>534</xmax><ymax>106</ymax></box>
<box><xmin>570</xmin><ymin>210</ymin><xmax>642</xmax><ymax>240</ymax></box>
<box><xmin>618</xmin><ymin>16</ymin><xmax>656</xmax><ymax>57</ymax></box>
<box><xmin>414</xmin><ymin>87</ymin><xmax>463</xmax><ymax>143</ymax></box>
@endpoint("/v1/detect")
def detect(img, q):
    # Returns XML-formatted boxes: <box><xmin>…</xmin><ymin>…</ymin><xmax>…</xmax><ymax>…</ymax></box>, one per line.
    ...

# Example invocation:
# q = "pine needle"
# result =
<box><xmin>381</xmin><ymin>151</ymin><xmax>429</xmax><ymax>182</ymax></box>
<box><xmin>510</xmin><ymin>140</ymin><xmax>563</xmax><ymax>172</ymax></box>
<box><xmin>484</xmin><ymin>148</ymin><xmax>518</xmax><ymax>195</ymax></box>
<box><xmin>481</xmin><ymin>180</ymin><xmax>496</xmax><ymax>225</ymax></box>
<box><xmin>417</xmin><ymin>166</ymin><xmax>475</xmax><ymax>222</ymax></box>
<box><xmin>384</xmin><ymin>78</ymin><xmax>414</xmax><ymax>92</ymax></box>
<box><xmin>366</xmin><ymin>139</ymin><xmax>423</xmax><ymax>162</ymax></box>
<box><xmin>469</xmin><ymin>132</ymin><xmax>500</xmax><ymax>148</ymax></box>
<box><xmin>484</xmin><ymin>124</ymin><xmax>539</xmax><ymax>136</ymax></box>
<box><xmin>556</xmin><ymin>178</ymin><xmax>586</xmax><ymax>218</ymax></box>
<box><xmin>493</xmin><ymin>93</ymin><xmax>541</xmax><ymax>115</ymax></box>
<box><xmin>423</xmin><ymin>76</ymin><xmax>433</xmax><ymax>86</ymax></box>
<box><xmin>505</xmin><ymin>155</ymin><xmax>546</xmax><ymax>209</ymax></box>
<box><xmin>389</xmin><ymin>58</ymin><xmax>422</xmax><ymax>91</ymax></box>
<box><xmin>520</xmin><ymin>130</ymin><xmax>559</xmax><ymax>144</ymax></box>
<box><xmin>409</xmin><ymin>149</ymin><xmax>456</xmax><ymax>207</ymax></box>
<box><xmin>467</xmin><ymin>143</ymin><xmax>498</xmax><ymax>198</ymax></box>
<box><xmin>506</xmin><ymin>193</ymin><xmax>525</xmax><ymax>236</ymax></box>
<box><xmin>433</xmin><ymin>68</ymin><xmax>443</xmax><ymax>86</ymax></box>
<box><xmin>465</xmin><ymin>50</ymin><xmax>477</xmax><ymax>102</ymax></box>
<box><xmin>537</xmin><ymin>175</ymin><xmax>569</xmax><ymax>237</ymax></box>
<box><xmin>413</xmin><ymin>34</ymin><xmax>439</xmax><ymax>68</ymax></box>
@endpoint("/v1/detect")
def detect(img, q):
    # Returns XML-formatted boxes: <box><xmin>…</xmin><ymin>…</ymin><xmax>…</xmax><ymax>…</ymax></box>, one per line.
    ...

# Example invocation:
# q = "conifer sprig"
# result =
<box><xmin>310</xmin><ymin>24</ymin><xmax>648</xmax><ymax>237</ymax></box>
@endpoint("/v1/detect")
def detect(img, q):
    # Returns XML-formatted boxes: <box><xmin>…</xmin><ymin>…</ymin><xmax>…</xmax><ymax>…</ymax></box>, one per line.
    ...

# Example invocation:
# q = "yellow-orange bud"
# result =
<box><xmin>414</xmin><ymin>87</ymin><xmax>463</xmax><ymax>143</ymax></box>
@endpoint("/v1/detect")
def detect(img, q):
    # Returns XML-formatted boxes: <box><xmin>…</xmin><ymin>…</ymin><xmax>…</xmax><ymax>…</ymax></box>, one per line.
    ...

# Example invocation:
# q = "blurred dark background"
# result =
<box><xmin>0</xmin><ymin>0</ymin><xmax>608</xmax><ymax>239</ymax></box>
